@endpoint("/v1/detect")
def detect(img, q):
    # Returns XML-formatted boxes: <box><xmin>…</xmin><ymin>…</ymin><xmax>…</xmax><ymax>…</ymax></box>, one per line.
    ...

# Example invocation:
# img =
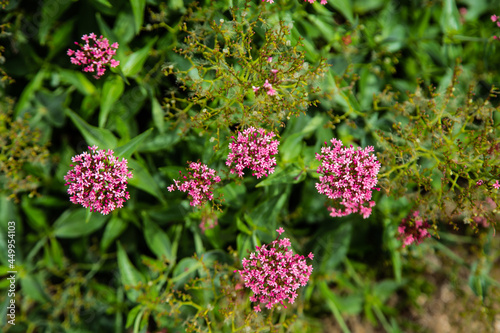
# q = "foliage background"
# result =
<box><xmin>1</xmin><ymin>0</ymin><xmax>500</xmax><ymax>332</ymax></box>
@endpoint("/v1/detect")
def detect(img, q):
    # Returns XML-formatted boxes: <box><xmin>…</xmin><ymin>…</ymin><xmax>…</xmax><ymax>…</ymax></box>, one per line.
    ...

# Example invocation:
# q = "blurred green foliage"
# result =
<box><xmin>1</xmin><ymin>0</ymin><xmax>499</xmax><ymax>332</ymax></box>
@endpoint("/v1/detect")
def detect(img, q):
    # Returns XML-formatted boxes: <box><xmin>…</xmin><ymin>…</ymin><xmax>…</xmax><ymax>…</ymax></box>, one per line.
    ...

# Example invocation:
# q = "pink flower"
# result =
<box><xmin>276</xmin><ymin>227</ymin><xmax>285</xmax><ymax>235</ymax></box>
<box><xmin>64</xmin><ymin>146</ymin><xmax>133</xmax><ymax>215</ymax></box>
<box><xmin>316</xmin><ymin>139</ymin><xmax>380</xmax><ymax>218</ymax></box>
<box><xmin>397</xmin><ymin>211</ymin><xmax>431</xmax><ymax>248</ymax></box>
<box><xmin>476</xmin><ymin>180</ymin><xmax>484</xmax><ymax>186</ymax></box>
<box><xmin>67</xmin><ymin>33</ymin><xmax>120</xmax><ymax>79</ymax></box>
<box><xmin>167</xmin><ymin>162</ymin><xmax>221</xmax><ymax>207</ymax></box>
<box><xmin>492</xmin><ymin>15</ymin><xmax>498</xmax><ymax>22</ymax></box>
<box><xmin>267</xmin><ymin>57</ymin><xmax>273</xmax><ymax>62</ymax></box>
<box><xmin>226</xmin><ymin>127</ymin><xmax>280</xmax><ymax>178</ymax></box>
<box><xmin>493</xmin><ymin>180</ymin><xmax>500</xmax><ymax>189</ymax></box>
<box><xmin>235</xmin><ymin>228</ymin><xmax>313</xmax><ymax>312</ymax></box>
<box><xmin>252</xmin><ymin>86</ymin><xmax>260</xmax><ymax>93</ymax></box>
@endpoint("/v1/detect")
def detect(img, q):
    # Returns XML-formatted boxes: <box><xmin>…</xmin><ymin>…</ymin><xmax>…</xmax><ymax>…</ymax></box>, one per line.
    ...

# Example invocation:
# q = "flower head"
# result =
<box><xmin>67</xmin><ymin>33</ymin><xmax>120</xmax><ymax>79</ymax></box>
<box><xmin>493</xmin><ymin>180</ymin><xmax>500</xmax><ymax>189</ymax></box>
<box><xmin>64</xmin><ymin>146</ymin><xmax>133</xmax><ymax>215</ymax></box>
<box><xmin>226</xmin><ymin>127</ymin><xmax>280</xmax><ymax>178</ymax></box>
<box><xmin>167</xmin><ymin>162</ymin><xmax>221</xmax><ymax>207</ymax></box>
<box><xmin>316</xmin><ymin>138</ymin><xmax>380</xmax><ymax>218</ymax></box>
<box><xmin>235</xmin><ymin>228</ymin><xmax>313</xmax><ymax>312</ymax></box>
<box><xmin>397</xmin><ymin>211</ymin><xmax>432</xmax><ymax>247</ymax></box>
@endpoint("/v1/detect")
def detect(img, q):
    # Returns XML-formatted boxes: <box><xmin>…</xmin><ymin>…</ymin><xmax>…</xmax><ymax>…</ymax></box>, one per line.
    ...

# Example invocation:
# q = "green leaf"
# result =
<box><xmin>143</xmin><ymin>215</ymin><xmax>174</xmax><ymax>262</ymax></box>
<box><xmin>15</xmin><ymin>69</ymin><xmax>46</xmax><ymax>116</ymax></box>
<box><xmin>20</xmin><ymin>274</ymin><xmax>50</xmax><ymax>303</ymax></box>
<box><xmin>114</xmin><ymin>128</ymin><xmax>153</xmax><ymax>160</ymax></box>
<box><xmin>101</xmin><ymin>216</ymin><xmax>128</xmax><ymax>252</ymax></box>
<box><xmin>50</xmin><ymin>238</ymin><xmax>64</xmax><ymax>269</ymax></box>
<box><xmin>125</xmin><ymin>305</ymin><xmax>142</xmax><ymax>329</ymax></box>
<box><xmin>171</xmin><ymin>257</ymin><xmax>201</xmax><ymax>288</ymax></box>
<box><xmin>129</xmin><ymin>0</ymin><xmax>146</xmax><ymax>34</ymax></box>
<box><xmin>280</xmin><ymin>132</ymin><xmax>304</xmax><ymax>163</ymax></box>
<box><xmin>237</xmin><ymin>233</ymin><xmax>253</xmax><ymax>261</ymax></box>
<box><xmin>313</xmin><ymin>223</ymin><xmax>352</xmax><ymax>272</ymax></box>
<box><xmin>66</xmin><ymin>108</ymin><xmax>118</xmax><ymax>150</ymax></box>
<box><xmin>58</xmin><ymin>68</ymin><xmax>97</xmax><ymax>96</ymax></box>
<box><xmin>117</xmin><ymin>242</ymin><xmax>145</xmax><ymax>301</ymax></box>
<box><xmin>255</xmin><ymin>164</ymin><xmax>305</xmax><ymax>188</ymax></box>
<box><xmin>21</xmin><ymin>196</ymin><xmax>48</xmax><ymax>232</ymax></box>
<box><xmin>121</xmin><ymin>37</ymin><xmax>158</xmax><ymax>77</ymax></box>
<box><xmin>151</xmin><ymin>97</ymin><xmax>165</xmax><ymax>133</ymax></box>
<box><xmin>38</xmin><ymin>0</ymin><xmax>73</xmax><ymax>45</ymax></box>
<box><xmin>94</xmin><ymin>0</ymin><xmax>112</xmax><ymax>7</ymax></box>
<box><xmin>99</xmin><ymin>76</ymin><xmax>125</xmax><ymax>127</ymax></box>
<box><xmin>236</xmin><ymin>217</ymin><xmax>252</xmax><ymax>235</ymax></box>
<box><xmin>53</xmin><ymin>209</ymin><xmax>109</xmax><ymax>238</ymax></box>
<box><xmin>329</xmin><ymin>0</ymin><xmax>354</xmax><ymax>22</ymax></box>
<box><xmin>440</xmin><ymin>0</ymin><xmax>461</xmax><ymax>33</ymax></box>
<box><xmin>127</xmin><ymin>158</ymin><xmax>166</xmax><ymax>203</ymax></box>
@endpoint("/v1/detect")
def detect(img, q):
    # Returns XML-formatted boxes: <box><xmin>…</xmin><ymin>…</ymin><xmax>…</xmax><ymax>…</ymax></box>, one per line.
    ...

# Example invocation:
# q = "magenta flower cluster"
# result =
<box><xmin>167</xmin><ymin>162</ymin><xmax>222</xmax><ymax>207</ymax></box>
<box><xmin>316</xmin><ymin>138</ymin><xmax>381</xmax><ymax>219</ymax></box>
<box><xmin>397</xmin><ymin>211</ymin><xmax>431</xmax><ymax>247</ymax></box>
<box><xmin>67</xmin><ymin>33</ymin><xmax>120</xmax><ymax>79</ymax></box>
<box><xmin>64</xmin><ymin>146</ymin><xmax>133</xmax><ymax>215</ymax></box>
<box><xmin>492</xmin><ymin>15</ymin><xmax>500</xmax><ymax>40</ymax></box>
<box><xmin>226</xmin><ymin>127</ymin><xmax>280</xmax><ymax>179</ymax></box>
<box><xmin>235</xmin><ymin>228</ymin><xmax>314</xmax><ymax>312</ymax></box>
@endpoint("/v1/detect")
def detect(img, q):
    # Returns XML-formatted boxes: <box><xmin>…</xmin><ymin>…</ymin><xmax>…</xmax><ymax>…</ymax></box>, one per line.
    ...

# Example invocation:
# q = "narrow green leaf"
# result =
<box><xmin>127</xmin><ymin>158</ymin><xmax>165</xmax><ymax>203</ymax></box>
<box><xmin>125</xmin><ymin>305</ymin><xmax>142</xmax><ymax>329</ymax></box>
<box><xmin>20</xmin><ymin>274</ymin><xmax>51</xmax><ymax>303</ymax></box>
<box><xmin>21</xmin><ymin>196</ymin><xmax>48</xmax><ymax>232</ymax></box>
<box><xmin>53</xmin><ymin>209</ymin><xmax>109</xmax><ymax>238</ymax></box>
<box><xmin>440</xmin><ymin>0</ymin><xmax>461</xmax><ymax>33</ymax></box>
<box><xmin>143</xmin><ymin>215</ymin><xmax>174</xmax><ymax>262</ymax></box>
<box><xmin>114</xmin><ymin>128</ymin><xmax>153</xmax><ymax>160</ymax></box>
<box><xmin>66</xmin><ymin>108</ymin><xmax>118</xmax><ymax>149</ymax></box>
<box><xmin>58</xmin><ymin>68</ymin><xmax>97</xmax><ymax>96</ymax></box>
<box><xmin>121</xmin><ymin>37</ymin><xmax>158</xmax><ymax>77</ymax></box>
<box><xmin>101</xmin><ymin>216</ymin><xmax>128</xmax><ymax>252</ymax></box>
<box><xmin>255</xmin><ymin>164</ymin><xmax>305</xmax><ymax>188</ymax></box>
<box><xmin>99</xmin><ymin>76</ymin><xmax>125</xmax><ymax>127</ymax></box>
<box><xmin>151</xmin><ymin>97</ymin><xmax>165</xmax><ymax>133</ymax></box>
<box><xmin>15</xmin><ymin>69</ymin><xmax>46</xmax><ymax>116</ymax></box>
<box><xmin>117</xmin><ymin>242</ymin><xmax>145</xmax><ymax>301</ymax></box>
<box><xmin>329</xmin><ymin>0</ymin><xmax>354</xmax><ymax>22</ymax></box>
<box><xmin>129</xmin><ymin>0</ymin><xmax>146</xmax><ymax>34</ymax></box>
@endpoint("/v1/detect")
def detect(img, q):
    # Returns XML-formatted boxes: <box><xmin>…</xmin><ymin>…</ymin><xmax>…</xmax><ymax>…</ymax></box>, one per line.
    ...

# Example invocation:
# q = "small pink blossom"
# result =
<box><xmin>167</xmin><ymin>162</ymin><xmax>221</xmax><ymax>207</ymax></box>
<box><xmin>226</xmin><ymin>127</ymin><xmax>280</xmax><ymax>178</ymax></box>
<box><xmin>276</xmin><ymin>227</ymin><xmax>285</xmax><ymax>235</ymax></box>
<box><xmin>492</xmin><ymin>15</ymin><xmax>498</xmax><ymax>22</ymax></box>
<box><xmin>476</xmin><ymin>179</ymin><xmax>484</xmax><ymax>186</ymax></box>
<box><xmin>67</xmin><ymin>33</ymin><xmax>120</xmax><ymax>79</ymax></box>
<box><xmin>397</xmin><ymin>211</ymin><xmax>431</xmax><ymax>248</ymax></box>
<box><xmin>493</xmin><ymin>180</ymin><xmax>500</xmax><ymax>189</ymax></box>
<box><xmin>235</xmin><ymin>228</ymin><xmax>313</xmax><ymax>312</ymax></box>
<box><xmin>252</xmin><ymin>86</ymin><xmax>260</xmax><ymax>93</ymax></box>
<box><xmin>64</xmin><ymin>146</ymin><xmax>132</xmax><ymax>215</ymax></box>
<box><xmin>267</xmin><ymin>57</ymin><xmax>273</xmax><ymax>62</ymax></box>
<box><xmin>316</xmin><ymin>139</ymin><xmax>381</xmax><ymax>218</ymax></box>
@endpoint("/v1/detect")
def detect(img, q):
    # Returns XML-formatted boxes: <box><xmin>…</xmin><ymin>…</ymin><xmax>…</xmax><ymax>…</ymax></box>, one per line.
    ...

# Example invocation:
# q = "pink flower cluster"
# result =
<box><xmin>67</xmin><ymin>33</ymin><xmax>120</xmax><ymax>79</ymax></box>
<box><xmin>64</xmin><ymin>146</ymin><xmax>133</xmax><ymax>215</ymax></box>
<box><xmin>316</xmin><ymin>139</ymin><xmax>381</xmax><ymax>218</ymax></box>
<box><xmin>397</xmin><ymin>211</ymin><xmax>431</xmax><ymax>247</ymax></box>
<box><xmin>252</xmin><ymin>79</ymin><xmax>276</xmax><ymax>96</ymax></box>
<box><xmin>226</xmin><ymin>127</ymin><xmax>280</xmax><ymax>179</ymax></box>
<box><xmin>235</xmin><ymin>228</ymin><xmax>314</xmax><ymax>312</ymax></box>
<box><xmin>167</xmin><ymin>162</ymin><xmax>221</xmax><ymax>207</ymax></box>
<box><xmin>492</xmin><ymin>15</ymin><xmax>500</xmax><ymax>40</ymax></box>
